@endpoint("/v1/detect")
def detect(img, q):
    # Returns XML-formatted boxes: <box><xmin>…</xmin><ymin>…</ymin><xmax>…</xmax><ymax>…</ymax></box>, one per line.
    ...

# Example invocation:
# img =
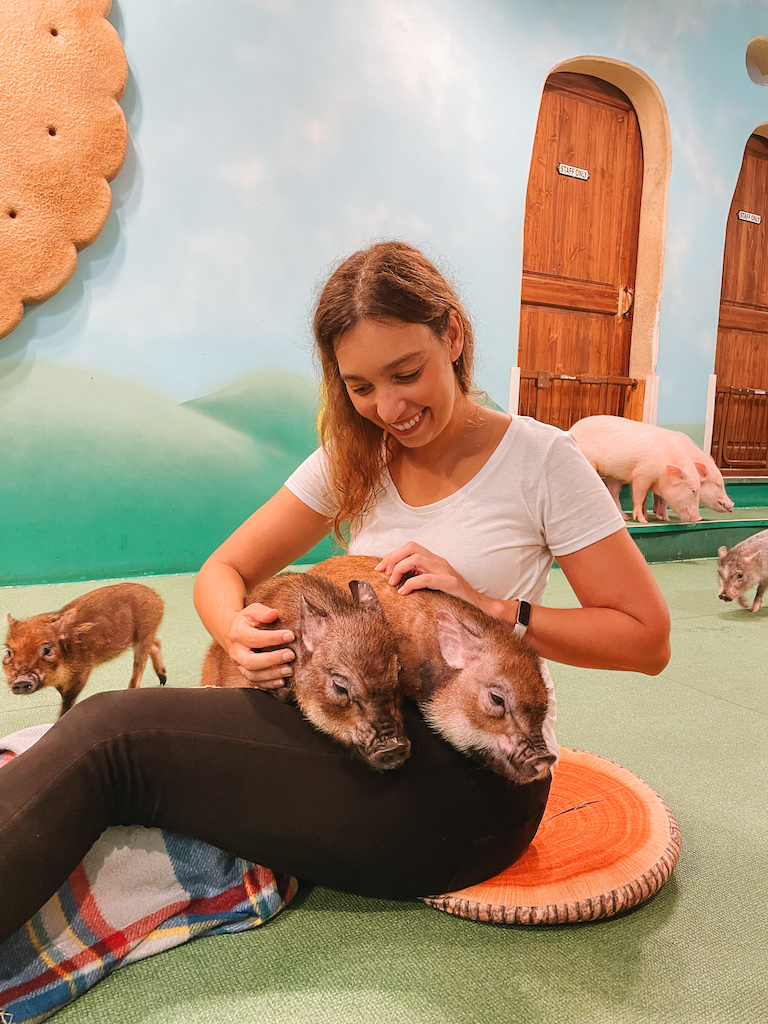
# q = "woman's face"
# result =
<box><xmin>334</xmin><ymin>314</ymin><xmax>464</xmax><ymax>447</ymax></box>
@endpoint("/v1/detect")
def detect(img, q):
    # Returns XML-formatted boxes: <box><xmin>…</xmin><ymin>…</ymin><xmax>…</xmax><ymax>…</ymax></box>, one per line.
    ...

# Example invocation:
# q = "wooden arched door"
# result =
<box><xmin>711</xmin><ymin>134</ymin><xmax>768</xmax><ymax>475</ymax></box>
<box><xmin>518</xmin><ymin>72</ymin><xmax>644</xmax><ymax>429</ymax></box>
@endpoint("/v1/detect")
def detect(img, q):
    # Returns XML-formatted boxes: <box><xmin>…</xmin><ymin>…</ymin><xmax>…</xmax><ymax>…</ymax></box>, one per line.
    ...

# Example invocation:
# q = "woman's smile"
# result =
<box><xmin>390</xmin><ymin>408</ymin><xmax>426</xmax><ymax>434</ymax></box>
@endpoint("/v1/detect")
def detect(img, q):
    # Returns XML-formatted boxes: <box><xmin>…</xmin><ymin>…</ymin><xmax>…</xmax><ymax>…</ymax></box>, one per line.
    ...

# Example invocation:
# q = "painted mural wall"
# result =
<box><xmin>2</xmin><ymin>0</ymin><xmax>768</xmax><ymax>584</ymax></box>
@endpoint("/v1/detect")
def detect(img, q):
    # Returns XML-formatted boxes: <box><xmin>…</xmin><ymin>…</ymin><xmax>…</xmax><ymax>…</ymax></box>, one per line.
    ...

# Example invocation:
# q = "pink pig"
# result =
<box><xmin>569</xmin><ymin>415</ymin><xmax>703</xmax><ymax>524</ymax></box>
<box><xmin>651</xmin><ymin>432</ymin><xmax>733</xmax><ymax>519</ymax></box>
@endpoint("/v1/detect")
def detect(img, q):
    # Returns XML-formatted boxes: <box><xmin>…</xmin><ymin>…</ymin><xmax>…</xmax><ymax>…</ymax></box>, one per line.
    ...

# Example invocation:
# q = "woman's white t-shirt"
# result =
<box><xmin>284</xmin><ymin>415</ymin><xmax>626</xmax><ymax>753</ymax></box>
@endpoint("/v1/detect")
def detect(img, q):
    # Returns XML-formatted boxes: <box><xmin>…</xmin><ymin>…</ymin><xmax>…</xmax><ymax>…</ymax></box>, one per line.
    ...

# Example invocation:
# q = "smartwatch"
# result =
<box><xmin>512</xmin><ymin>599</ymin><xmax>531</xmax><ymax>640</ymax></box>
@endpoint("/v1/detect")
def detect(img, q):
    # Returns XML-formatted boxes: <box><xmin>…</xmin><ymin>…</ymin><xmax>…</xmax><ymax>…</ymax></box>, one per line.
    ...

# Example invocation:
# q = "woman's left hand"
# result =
<box><xmin>375</xmin><ymin>542</ymin><xmax>490</xmax><ymax>612</ymax></box>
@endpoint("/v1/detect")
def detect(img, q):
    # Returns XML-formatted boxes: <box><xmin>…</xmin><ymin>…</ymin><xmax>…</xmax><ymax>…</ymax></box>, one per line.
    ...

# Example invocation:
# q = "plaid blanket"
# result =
<box><xmin>0</xmin><ymin>725</ymin><xmax>298</xmax><ymax>1024</ymax></box>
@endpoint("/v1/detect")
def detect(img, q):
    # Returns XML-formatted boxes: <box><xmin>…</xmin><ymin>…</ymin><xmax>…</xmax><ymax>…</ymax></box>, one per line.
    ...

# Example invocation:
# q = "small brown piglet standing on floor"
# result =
<box><xmin>200</xmin><ymin>573</ymin><xmax>411</xmax><ymax>771</ymax></box>
<box><xmin>3</xmin><ymin>583</ymin><xmax>167</xmax><ymax>717</ymax></box>
<box><xmin>309</xmin><ymin>556</ymin><xmax>556</xmax><ymax>786</ymax></box>
<box><xmin>717</xmin><ymin>527</ymin><xmax>768</xmax><ymax>611</ymax></box>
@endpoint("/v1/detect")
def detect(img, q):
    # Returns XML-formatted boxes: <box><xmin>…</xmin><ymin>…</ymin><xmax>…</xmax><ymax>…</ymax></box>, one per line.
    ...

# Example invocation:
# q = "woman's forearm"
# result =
<box><xmin>193</xmin><ymin>557</ymin><xmax>249</xmax><ymax>650</ymax></box>
<box><xmin>193</xmin><ymin>486</ymin><xmax>332</xmax><ymax>654</ymax></box>
<box><xmin>482</xmin><ymin>597</ymin><xmax>670</xmax><ymax>675</ymax></box>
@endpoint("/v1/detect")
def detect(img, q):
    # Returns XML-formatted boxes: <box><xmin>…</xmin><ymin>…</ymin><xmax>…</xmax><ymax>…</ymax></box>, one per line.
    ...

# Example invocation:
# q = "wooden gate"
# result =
<box><xmin>519</xmin><ymin>371</ymin><xmax>638</xmax><ymax>425</ymax></box>
<box><xmin>519</xmin><ymin>72</ymin><xmax>644</xmax><ymax>430</ymax></box>
<box><xmin>712</xmin><ymin>134</ymin><xmax>768</xmax><ymax>475</ymax></box>
<box><xmin>711</xmin><ymin>385</ymin><xmax>768</xmax><ymax>472</ymax></box>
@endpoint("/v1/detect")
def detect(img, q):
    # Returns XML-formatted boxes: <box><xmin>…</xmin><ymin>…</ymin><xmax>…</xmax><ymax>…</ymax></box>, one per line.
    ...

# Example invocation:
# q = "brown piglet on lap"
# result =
<box><xmin>200</xmin><ymin>572</ymin><xmax>411</xmax><ymax>771</ymax></box>
<box><xmin>3</xmin><ymin>583</ymin><xmax>167</xmax><ymax>717</ymax></box>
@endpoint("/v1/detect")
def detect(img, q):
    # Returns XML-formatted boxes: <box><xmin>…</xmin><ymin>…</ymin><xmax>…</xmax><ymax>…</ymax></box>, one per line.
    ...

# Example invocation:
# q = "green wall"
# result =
<box><xmin>0</xmin><ymin>364</ymin><xmax>333</xmax><ymax>586</ymax></box>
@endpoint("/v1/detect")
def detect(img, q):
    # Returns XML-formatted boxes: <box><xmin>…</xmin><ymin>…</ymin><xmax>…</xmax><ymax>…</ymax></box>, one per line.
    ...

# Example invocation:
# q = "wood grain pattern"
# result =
<box><xmin>422</xmin><ymin>747</ymin><xmax>681</xmax><ymax>925</ymax></box>
<box><xmin>518</xmin><ymin>72</ymin><xmax>643</xmax><ymax>430</ymax></box>
<box><xmin>713</xmin><ymin>135</ymin><xmax>768</xmax><ymax>472</ymax></box>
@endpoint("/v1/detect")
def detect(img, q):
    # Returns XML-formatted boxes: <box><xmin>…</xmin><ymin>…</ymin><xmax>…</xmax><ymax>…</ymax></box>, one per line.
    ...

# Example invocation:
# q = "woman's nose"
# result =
<box><xmin>376</xmin><ymin>390</ymin><xmax>407</xmax><ymax>425</ymax></box>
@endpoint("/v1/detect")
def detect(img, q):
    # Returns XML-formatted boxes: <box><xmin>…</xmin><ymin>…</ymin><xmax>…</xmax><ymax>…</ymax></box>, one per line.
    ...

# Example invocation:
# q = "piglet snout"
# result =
<box><xmin>10</xmin><ymin>675</ymin><xmax>42</xmax><ymax>695</ymax></box>
<box><xmin>367</xmin><ymin>734</ymin><xmax>412</xmax><ymax>771</ymax></box>
<box><xmin>527</xmin><ymin>750</ymin><xmax>558</xmax><ymax>780</ymax></box>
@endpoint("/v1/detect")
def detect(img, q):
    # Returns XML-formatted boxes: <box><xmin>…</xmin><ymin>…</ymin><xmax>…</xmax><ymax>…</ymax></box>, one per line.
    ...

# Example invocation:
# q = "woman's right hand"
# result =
<box><xmin>224</xmin><ymin>602</ymin><xmax>296</xmax><ymax>689</ymax></box>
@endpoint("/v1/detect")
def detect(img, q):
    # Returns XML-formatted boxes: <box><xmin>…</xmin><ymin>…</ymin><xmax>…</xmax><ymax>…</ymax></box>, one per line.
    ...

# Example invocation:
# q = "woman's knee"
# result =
<box><xmin>56</xmin><ymin>687</ymin><xmax>164</xmax><ymax>743</ymax></box>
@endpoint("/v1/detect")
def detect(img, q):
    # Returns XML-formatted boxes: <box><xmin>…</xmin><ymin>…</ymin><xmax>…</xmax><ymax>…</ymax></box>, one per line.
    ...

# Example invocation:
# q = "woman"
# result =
<box><xmin>0</xmin><ymin>242</ymin><xmax>670</xmax><ymax>944</ymax></box>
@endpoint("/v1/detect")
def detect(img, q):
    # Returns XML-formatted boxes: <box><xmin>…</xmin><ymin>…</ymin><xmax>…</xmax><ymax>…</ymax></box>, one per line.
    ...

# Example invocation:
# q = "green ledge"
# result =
<box><xmin>619</xmin><ymin>479</ymin><xmax>768</xmax><ymax>562</ymax></box>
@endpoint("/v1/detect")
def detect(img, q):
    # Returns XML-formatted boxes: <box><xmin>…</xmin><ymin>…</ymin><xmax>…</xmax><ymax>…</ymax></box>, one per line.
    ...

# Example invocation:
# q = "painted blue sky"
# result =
<box><xmin>3</xmin><ymin>0</ymin><xmax>768</xmax><ymax>423</ymax></box>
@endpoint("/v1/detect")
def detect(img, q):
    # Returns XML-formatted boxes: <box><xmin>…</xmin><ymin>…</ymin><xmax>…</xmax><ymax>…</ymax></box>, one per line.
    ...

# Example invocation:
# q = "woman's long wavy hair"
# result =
<box><xmin>313</xmin><ymin>241</ymin><xmax>477</xmax><ymax>543</ymax></box>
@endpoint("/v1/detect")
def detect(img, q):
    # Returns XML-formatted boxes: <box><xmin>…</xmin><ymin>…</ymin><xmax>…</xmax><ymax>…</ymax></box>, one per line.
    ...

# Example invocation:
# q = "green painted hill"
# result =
<box><xmin>184</xmin><ymin>370</ymin><xmax>322</xmax><ymax>464</ymax></box>
<box><xmin>0</xmin><ymin>364</ymin><xmax>332</xmax><ymax>585</ymax></box>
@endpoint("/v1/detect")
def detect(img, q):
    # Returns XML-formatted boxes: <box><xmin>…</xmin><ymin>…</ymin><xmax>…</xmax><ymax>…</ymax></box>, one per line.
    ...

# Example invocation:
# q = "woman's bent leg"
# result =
<box><xmin>0</xmin><ymin>686</ymin><xmax>550</xmax><ymax>942</ymax></box>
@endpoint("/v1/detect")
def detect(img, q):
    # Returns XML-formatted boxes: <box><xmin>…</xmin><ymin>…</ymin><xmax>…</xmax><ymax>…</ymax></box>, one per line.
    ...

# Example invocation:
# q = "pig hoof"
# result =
<box><xmin>159</xmin><ymin>673</ymin><xmax>167</xmax><ymax>685</ymax></box>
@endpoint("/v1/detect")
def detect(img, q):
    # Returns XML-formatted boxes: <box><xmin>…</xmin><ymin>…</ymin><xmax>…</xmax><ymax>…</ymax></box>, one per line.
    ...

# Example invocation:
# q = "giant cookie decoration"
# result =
<box><xmin>0</xmin><ymin>0</ymin><xmax>127</xmax><ymax>338</ymax></box>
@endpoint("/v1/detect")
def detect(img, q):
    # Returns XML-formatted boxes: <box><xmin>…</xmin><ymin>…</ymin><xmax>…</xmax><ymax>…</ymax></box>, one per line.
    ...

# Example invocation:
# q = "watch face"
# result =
<box><xmin>518</xmin><ymin>600</ymin><xmax>531</xmax><ymax>627</ymax></box>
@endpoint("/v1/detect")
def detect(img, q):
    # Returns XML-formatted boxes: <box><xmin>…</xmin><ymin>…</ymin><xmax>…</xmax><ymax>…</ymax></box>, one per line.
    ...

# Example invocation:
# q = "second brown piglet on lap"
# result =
<box><xmin>3</xmin><ymin>583</ymin><xmax>167</xmax><ymax>717</ymax></box>
<box><xmin>311</xmin><ymin>556</ymin><xmax>556</xmax><ymax>786</ymax></box>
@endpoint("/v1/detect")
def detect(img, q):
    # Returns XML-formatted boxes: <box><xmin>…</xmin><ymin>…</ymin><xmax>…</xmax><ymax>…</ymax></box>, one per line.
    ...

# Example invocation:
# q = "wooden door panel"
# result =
<box><xmin>713</xmin><ymin>134</ymin><xmax>768</xmax><ymax>472</ymax></box>
<box><xmin>518</xmin><ymin>72</ymin><xmax>643</xmax><ymax>430</ymax></box>
<box><xmin>718</xmin><ymin>302</ymin><xmax>768</xmax><ymax>335</ymax></box>
<box><xmin>524</xmin><ymin>78</ymin><xmax>641</xmax><ymax>288</ymax></box>
<box><xmin>520</xmin><ymin>274</ymin><xmax>617</xmax><ymax>315</ymax></box>
<box><xmin>713</xmin><ymin>327</ymin><xmax>768</xmax><ymax>390</ymax></box>
<box><xmin>520</xmin><ymin>306</ymin><xmax>626</xmax><ymax>376</ymax></box>
<box><xmin>719</xmin><ymin>136</ymin><xmax>768</xmax><ymax>310</ymax></box>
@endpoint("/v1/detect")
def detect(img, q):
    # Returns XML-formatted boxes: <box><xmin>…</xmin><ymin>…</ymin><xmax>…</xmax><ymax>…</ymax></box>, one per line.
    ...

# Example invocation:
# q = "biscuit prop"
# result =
<box><xmin>0</xmin><ymin>0</ymin><xmax>128</xmax><ymax>338</ymax></box>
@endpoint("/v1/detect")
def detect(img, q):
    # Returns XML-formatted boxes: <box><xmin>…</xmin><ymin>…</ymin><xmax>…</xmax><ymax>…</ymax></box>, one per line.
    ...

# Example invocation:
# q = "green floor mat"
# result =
<box><xmin>1</xmin><ymin>559</ymin><xmax>766</xmax><ymax>1024</ymax></box>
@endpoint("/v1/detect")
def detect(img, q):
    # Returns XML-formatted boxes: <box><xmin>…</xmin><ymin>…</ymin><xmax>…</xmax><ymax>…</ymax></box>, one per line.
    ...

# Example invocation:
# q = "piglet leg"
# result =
<box><xmin>58</xmin><ymin>672</ymin><xmax>91</xmax><ymax>717</ymax></box>
<box><xmin>751</xmin><ymin>583</ymin><xmax>765</xmax><ymax>613</ymax></box>
<box><xmin>150</xmin><ymin>638</ymin><xmax>167</xmax><ymax>685</ymax></box>
<box><xmin>129</xmin><ymin>642</ymin><xmax>151</xmax><ymax>688</ymax></box>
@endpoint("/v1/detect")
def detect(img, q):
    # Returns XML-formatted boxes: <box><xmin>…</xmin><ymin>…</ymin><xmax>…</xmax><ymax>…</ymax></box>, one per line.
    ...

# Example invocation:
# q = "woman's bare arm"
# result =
<box><xmin>376</xmin><ymin>529</ymin><xmax>671</xmax><ymax>676</ymax></box>
<box><xmin>511</xmin><ymin>530</ymin><xmax>671</xmax><ymax>674</ymax></box>
<box><xmin>193</xmin><ymin>487</ymin><xmax>332</xmax><ymax>685</ymax></box>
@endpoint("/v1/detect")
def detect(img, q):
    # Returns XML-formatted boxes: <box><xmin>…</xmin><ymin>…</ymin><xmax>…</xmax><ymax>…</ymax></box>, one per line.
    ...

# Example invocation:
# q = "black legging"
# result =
<box><xmin>0</xmin><ymin>686</ymin><xmax>550</xmax><ymax>942</ymax></box>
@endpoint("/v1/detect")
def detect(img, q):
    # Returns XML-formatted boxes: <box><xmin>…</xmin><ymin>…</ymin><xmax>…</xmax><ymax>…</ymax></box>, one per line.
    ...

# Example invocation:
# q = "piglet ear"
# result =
<box><xmin>718</xmin><ymin>546</ymin><xmax>728</xmax><ymax>559</ymax></box>
<box><xmin>666</xmin><ymin>464</ymin><xmax>684</xmax><ymax>482</ymax></box>
<box><xmin>348</xmin><ymin>580</ymin><xmax>382</xmax><ymax>615</ymax></box>
<box><xmin>694</xmin><ymin>461</ymin><xmax>708</xmax><ymax>481</ymax></box>
<box><xmin>55</xmin><ymin>608</ymin><xmax>79</xmax><ymax>640</ymax></box>
<box><xmin>435</xmin><ymin>610</ymin><xmax>482</xmax><ymax>669</ymax></box>
<box><xmin>6</xmin><ymin>612</ymin><xmax>16</xmax><ymax>626</ymax></box>
<box><xmin>299</xmin><ymin>595</ymin><xmax>327</xmax><ymax>654</ymax></box>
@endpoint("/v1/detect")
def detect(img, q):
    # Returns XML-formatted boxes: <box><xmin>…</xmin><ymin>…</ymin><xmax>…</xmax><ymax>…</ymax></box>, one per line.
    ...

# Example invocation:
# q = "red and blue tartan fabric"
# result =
<box><xmin>0</xmin><ymin>728</ymin><xmax>298</xmax><ymax>1024</ymax></box>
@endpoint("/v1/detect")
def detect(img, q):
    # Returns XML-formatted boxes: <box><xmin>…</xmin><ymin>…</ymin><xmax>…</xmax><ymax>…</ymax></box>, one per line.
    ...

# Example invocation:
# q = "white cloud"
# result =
<box><xmin>218</xmin><ymin>157</ymin><xmax>269</xmax><ymax>192</ymax></box>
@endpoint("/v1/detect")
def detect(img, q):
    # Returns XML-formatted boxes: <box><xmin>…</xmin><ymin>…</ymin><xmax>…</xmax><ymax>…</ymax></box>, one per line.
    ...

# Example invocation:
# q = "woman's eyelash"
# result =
<box><xmin>349</xmin><ymin>368</ymin><xmax>422</xmax><ymax>395</ymax></box>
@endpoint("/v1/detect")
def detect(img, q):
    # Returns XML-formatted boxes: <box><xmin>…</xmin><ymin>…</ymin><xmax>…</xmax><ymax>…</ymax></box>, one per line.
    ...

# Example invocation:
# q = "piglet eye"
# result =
<box><xmin>3</xmin><ymin>648</ymin><xmax>11</xmax><ymax>663</ymax></box>
<box><xmin>489</xmin><ymin>691</ymin><xmax>506</xmax><ymax>710</ymax></box>
<box><xmin>332</xmin><ymin>680</ymin><xmax>348</xmax><ymax>698</ymax></box>
<box><xmin>40</xmin><ymin>643</ymin><xmax>53</xmax><ymax>657</ymax></box>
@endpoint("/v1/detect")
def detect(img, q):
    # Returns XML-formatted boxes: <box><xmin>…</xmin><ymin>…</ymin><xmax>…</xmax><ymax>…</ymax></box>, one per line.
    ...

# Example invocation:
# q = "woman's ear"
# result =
<box><xmin>446</xmin><ymin>310</ymin><xmax>464</xmax><ymax>362</ymax></box>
